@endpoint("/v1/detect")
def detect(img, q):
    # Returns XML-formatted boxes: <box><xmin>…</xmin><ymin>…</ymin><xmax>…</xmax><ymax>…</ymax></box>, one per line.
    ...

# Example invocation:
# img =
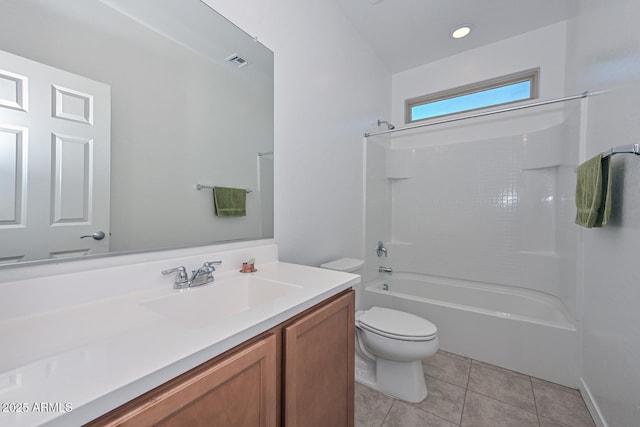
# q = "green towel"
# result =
<box><xmin>574</xmin><ymin>154</ymin><xmax>612</xmax><ymax>228</ymax></box>
<box><xmin>213</xmin><ymin>186</ymin><xmax>246</xmax><ymax>217</ymax></box>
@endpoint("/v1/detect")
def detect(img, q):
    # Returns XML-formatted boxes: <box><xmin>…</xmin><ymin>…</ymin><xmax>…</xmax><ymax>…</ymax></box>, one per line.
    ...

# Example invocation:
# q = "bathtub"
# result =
<box><xmin>363</xmin><ymin>273</ymin><xmax>579</xmax><ymax>387</ymax></box>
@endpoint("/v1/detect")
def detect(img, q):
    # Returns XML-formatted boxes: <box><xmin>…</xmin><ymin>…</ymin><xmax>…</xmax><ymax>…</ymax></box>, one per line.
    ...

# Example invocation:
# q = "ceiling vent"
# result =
<box><xmin>225</xmin><ymin>54</ymin><xmax>248</xmax><ymax>68</ymax></box>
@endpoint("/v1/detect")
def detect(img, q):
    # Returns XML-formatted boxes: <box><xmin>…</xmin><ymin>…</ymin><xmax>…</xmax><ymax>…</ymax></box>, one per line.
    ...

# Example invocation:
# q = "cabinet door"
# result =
<box><xmin>89</xmin><ymin>334</ymin><xmax>277</xmax><ymax>427</ymax></box>
<box><xmin>283</xmin><ymin>290</ymin><xmax>355</xmax><ymax>427</ymax></box>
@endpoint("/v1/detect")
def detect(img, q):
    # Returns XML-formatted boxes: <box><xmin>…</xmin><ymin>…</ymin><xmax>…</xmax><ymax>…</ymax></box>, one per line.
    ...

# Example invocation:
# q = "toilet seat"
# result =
<box><xmin>357</xmin><ymin>307</ymin><xmax>437</xmax><ymax>342</ymax></box>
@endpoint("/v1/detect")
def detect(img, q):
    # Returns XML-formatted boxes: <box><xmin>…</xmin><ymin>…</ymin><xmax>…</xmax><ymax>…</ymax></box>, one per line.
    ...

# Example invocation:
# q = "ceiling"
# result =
<box><xmin>334</xmin><ymin>0</ymin><xmax>575</xmax><ymax>73</ymax></box>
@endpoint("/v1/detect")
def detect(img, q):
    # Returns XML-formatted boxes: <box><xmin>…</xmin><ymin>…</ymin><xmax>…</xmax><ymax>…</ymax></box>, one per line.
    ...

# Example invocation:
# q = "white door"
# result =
<box><xmin>0</xmin><ymin>49</ymin><xmax>111</xmax><ymax>263</ymax></box>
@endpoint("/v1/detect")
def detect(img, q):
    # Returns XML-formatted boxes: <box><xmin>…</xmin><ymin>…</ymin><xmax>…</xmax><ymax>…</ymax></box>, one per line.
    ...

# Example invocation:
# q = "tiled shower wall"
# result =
<box><xmin>375</xmin><ymin>106</ymin><xmax>580</xmax><ymax>319</ymax></box>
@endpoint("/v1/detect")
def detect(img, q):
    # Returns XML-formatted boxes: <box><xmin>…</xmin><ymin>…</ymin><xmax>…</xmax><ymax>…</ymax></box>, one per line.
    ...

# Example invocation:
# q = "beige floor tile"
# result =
<box><xmin>468</xmin><ymin>360</ymin><xmax>536</xmax><ymax>412</ymax></box>
<box><xmin>422</xmin><ymin>350</ymin><xmax>472</xmax><ymax>388</ymax></box>
<box><xmin>354</xmin><ymin>351</ymin><xmax>596</xmax><ymax>427</ymax></box>
<box><xmin>382</xmin><ymin>400</ymin><xmax>458</xmax><ymax>427</ymax></box>
<box><xmin>531</xmin><ymin>377</ymin><xmax>581</xmax><ymax>396</ymax></box>
<box><xmin>533</xmin><ymin>380</ymin><xmax>595</xmax><ymax>427</ymax></box>
<box><xmin>413</xmin><ymin>375</ymin><xmax>466</xmax><ymax>424</ymax></box>
<box><xmin>461</xmin><ymin>390</ymin><xmax>539</xmax><ymax>427</ymax></box>
<box><xmin>355</xmin><ymin>383</ymin><xmax>395</xmax><ymax>427</ymax></box>
<box><xmin>539</xmin><ymin>416</ymin><xmax>571</xmax><ymax>427</ymax></box>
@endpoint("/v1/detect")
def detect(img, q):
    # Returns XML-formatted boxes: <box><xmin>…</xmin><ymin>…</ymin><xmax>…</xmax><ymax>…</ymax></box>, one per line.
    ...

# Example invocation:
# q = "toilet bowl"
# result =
<box><xmin>356</xmin><ymin>307</ymin><xmax>438</xmax><ymax>402</ymax></box>
<box><xmin>320</xmin><ymin>258</ymin><xmax>439</xmax><ymax>403</ymax></box>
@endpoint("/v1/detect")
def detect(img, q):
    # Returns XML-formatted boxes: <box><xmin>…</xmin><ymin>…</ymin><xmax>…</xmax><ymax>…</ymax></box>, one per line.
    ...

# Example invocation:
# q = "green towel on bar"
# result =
<box><xmin>213</xmin><ymin>186</ymin><xmax>246</xmax><ymax>217</ymax></box>
<box><xmin>574</xmin><ymin>154</ymin><xmax>612</xmax><ymax>228</ymax></box>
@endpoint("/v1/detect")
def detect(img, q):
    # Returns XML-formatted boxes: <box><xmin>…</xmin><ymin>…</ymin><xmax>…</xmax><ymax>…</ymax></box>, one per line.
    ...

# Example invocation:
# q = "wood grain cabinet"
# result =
<box><xmin>87</xmin><ymin>334</ymin><xmax>278</xmax><ymax>427</ymax></box>
<box><xmin>87</xmin><ymin>290</ymin><xmax>354</xmax><ymax>427</ymax></box>
<box><xmin>283</xmin><ymin>290</ymin><xmax>354</xmax><ymax>427</ymax></box>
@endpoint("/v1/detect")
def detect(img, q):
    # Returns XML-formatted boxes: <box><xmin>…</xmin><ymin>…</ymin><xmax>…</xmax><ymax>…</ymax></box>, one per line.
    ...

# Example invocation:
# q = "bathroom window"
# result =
<box><xmin>405</xmin><ymin>68</ymin><xmax>539</xmax><ymax>123</ymax></box>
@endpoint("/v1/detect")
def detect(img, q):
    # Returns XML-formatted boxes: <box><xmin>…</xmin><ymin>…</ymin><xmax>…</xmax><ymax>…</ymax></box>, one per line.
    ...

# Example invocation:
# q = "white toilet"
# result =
<box><xmin>320</xmin><ymin>258</ymin><xmax>439</xmax><ymax>403</ymax></box>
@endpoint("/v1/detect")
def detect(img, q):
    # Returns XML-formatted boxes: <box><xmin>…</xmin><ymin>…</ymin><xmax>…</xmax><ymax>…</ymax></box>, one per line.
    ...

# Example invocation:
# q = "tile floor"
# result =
<box><xmin>355</xmin><ymin>350</ymin><xmax>596</xmax><ymax>427</ymax></box>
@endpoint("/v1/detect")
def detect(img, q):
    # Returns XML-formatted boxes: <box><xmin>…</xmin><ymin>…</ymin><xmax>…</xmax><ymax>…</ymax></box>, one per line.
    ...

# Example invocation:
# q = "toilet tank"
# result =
<box><xmin>320</xmin><ymin>258</ymin><xmax>364</xmax><ymax>274</ymax></box>
<box><xmin>320</xmin><ymin>258</ymin><xmax>364</xmax><ymax>308</ymax></box>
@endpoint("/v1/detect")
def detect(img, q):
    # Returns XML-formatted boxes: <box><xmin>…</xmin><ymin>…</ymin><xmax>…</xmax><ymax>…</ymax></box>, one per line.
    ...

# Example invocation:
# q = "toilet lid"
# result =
<box><xmin>358</xmin><ymin>307</ymin><xmax>437</xmax><ymax>340</ymax></box>
<box><xmin>319</xmin><ymin>258</ymin><xmax>364</xmax><ymax>272</ymax></box>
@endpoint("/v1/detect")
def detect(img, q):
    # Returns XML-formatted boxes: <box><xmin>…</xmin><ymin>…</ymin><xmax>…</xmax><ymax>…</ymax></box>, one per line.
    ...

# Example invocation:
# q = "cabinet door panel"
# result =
<box><xmin>283</xmin><ymin>290</ymin><xmax>355</xmax><ymax>427</ymax></box>
<box><xmin>89</xmin><ymin>334</ymin><xmax>277</xmax><ymax>427</ymax></box>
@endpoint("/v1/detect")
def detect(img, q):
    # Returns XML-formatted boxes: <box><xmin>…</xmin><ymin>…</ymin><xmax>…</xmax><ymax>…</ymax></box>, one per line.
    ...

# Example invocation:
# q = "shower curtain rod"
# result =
<box><xmin>363</xmin><ymin>91</ymin><xmax>589</xmax><ymax>138</ymax></box>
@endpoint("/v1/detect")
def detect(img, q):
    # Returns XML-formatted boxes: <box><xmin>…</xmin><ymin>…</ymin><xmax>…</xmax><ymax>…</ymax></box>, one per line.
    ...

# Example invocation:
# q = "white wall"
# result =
<box><xmin>207</xmin><ymin>0</ymin><xmax>391</xmax><ymax>267</ymax></box>
<box><xmin>391</xmin><ymin>22</ymin><xmax>568</xmax><ymax>128</ymax></box>
<box><xmin>565</xmin><ymin>1</ymin><xmax>640</xmax><ymax>426</ymax></box>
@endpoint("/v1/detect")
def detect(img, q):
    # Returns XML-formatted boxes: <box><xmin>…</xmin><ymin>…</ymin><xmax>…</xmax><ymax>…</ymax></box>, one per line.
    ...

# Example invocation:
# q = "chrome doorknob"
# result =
<box><xmin>80</xmin><ymin>231</ymin><xmax>106</xmax><ymax>240</ymax></box>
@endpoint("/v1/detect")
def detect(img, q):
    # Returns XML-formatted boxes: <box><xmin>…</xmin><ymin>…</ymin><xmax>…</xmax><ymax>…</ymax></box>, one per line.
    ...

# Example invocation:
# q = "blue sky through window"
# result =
<box><xmin>411</xmin><ymin>80</ymin><xmax>532</xmax><ymax>121</ymax></box>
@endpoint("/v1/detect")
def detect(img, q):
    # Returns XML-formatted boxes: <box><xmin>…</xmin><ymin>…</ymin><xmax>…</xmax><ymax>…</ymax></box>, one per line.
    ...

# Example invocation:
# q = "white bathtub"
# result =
<box><xmin>363</xmin><ymin>273</ymin><xmax>579</xmax><ymax>387</ymax></box>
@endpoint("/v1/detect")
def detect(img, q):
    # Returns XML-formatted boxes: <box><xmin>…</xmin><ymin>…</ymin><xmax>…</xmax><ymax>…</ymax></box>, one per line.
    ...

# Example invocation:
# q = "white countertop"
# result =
<box><xmin>0</xmin><ymin>255</ymin><xmax>359</xmax><ymax>426</ymax></box>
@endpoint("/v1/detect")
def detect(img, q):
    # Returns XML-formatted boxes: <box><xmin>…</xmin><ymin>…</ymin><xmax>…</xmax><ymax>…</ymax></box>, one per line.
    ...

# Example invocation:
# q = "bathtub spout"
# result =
<box><xmin>379</xmin><ymin>266</ymin><xmax>392</xmax><ymax>274</ymax></box>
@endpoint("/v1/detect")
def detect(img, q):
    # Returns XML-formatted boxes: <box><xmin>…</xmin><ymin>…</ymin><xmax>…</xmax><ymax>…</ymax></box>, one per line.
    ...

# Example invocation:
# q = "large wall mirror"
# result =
<box><xmin>0</xmin><ymin>0</ymin><xmax>274</xmax><ymax>267</ymax></box>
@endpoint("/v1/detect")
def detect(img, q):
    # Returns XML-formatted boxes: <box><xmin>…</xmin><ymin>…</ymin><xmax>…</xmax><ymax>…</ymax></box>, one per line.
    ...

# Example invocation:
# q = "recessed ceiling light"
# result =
<box><xmin>451</xmin><ymin>25</ymin><xmax>471</xmax><ymax>39</ymax></box>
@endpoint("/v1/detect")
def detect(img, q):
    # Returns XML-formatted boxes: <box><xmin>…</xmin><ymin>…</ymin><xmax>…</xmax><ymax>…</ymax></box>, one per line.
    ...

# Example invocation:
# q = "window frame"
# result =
<box><xmin>405</xmin><ymin>68</ymin><xmax>540</xmax><ymax>124</ymax></box>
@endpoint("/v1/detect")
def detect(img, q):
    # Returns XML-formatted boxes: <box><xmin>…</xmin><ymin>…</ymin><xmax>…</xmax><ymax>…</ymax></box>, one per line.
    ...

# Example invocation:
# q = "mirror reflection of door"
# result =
<box><xmin>0</xmin><ymin>49</ymin><xmax>111</xmax><ymax>263</ymax></box>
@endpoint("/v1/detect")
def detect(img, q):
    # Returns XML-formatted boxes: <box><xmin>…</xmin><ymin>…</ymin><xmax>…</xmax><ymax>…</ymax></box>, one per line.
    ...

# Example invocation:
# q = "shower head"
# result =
<box><xmin>377</xmin><ymin>119</ymin><xmax>395</xmax><ymax>130</ymax></box>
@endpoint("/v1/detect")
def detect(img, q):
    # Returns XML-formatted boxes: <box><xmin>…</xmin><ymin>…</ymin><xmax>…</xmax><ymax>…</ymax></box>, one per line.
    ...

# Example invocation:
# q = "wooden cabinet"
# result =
<box><xmin>87</xmin><ymin>290</ymin><xmax>354</xmax><ymax>427</ymax></box>
<box><xmin>283</xmin><ymin>290</ymin><xmax>354</xmax><ymax>427</ymax></box>
<box><xmin>87</xmin><ymin>334</ymin><xmax>277</xmax><ymax>427</ymax></box>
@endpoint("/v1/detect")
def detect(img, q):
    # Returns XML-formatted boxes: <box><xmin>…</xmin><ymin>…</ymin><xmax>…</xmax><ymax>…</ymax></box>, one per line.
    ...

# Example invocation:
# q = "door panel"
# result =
<box><xmin>0</xmin><ymin>49</ymin><xmax>110</xmax><ymax>263</ymax></box>
<box><xmin>0</xmin><ymin>124</ymin><xmax>26</xmax><ymax>225</ymax></box>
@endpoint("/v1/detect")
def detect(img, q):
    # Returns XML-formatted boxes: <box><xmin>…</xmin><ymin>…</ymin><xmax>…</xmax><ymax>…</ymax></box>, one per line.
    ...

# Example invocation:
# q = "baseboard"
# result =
<box><xmin>579</xmin><ymin>377</ymin><xmax>608</xmax><ymax>427</ymax></box>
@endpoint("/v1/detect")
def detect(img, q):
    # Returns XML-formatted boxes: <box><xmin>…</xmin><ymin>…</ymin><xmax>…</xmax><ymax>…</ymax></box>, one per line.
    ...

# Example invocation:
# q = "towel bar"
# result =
<box><xmin>573</xmin><ymin>143</ymin><xmax>640</xmax><ymax>172</ymax></box>
<box><xmin>196</xmin><ymin>184</ymin><xmax>252</xmax><ymax>193</ymax></box>
<box><xmin>601</xmin><ymin>143</ymin><xmax>640</xmax><ymax>159</ymax></box>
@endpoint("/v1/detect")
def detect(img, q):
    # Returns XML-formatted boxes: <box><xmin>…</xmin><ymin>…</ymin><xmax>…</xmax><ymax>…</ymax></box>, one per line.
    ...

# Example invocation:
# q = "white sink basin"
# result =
<box><xmin>141</xmin><ymin>275</ymin><xmax>302</xmax><ymax>328</ymax></box>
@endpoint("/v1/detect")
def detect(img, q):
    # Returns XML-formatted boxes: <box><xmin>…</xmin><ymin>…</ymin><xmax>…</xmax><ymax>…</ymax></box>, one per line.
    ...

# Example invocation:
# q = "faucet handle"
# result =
<box><xmin>202</xmin><ymin>260</ymin><xmax>222</xmax><ymax>271</ymax></box>
<box><xmin>162</xmin><ymin>266</ymin><xmax>189</xmax><ymax>287</ymax></box>
<box><xmin>196</xmin><ymin>261</ymin><xmax>221</xmax><ymax>279</ymax></box>
<box><xmin>189</xmin><ymin>261</ymin><xmax>222</xmax><ymax>287</ymax></box>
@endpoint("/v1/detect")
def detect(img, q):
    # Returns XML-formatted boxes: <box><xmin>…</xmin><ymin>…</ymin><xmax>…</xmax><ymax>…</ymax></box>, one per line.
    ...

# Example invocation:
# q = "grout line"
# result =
<box><xmin>410</xmin><ymin>402</ymin><xmax>462</xmax><ymax>427</ymax></box>
<box><xmin>460</xmin><ymin>385</ymin><xmax>469</xmax><ymax>426</ymax></box>
<box><xmin>465</xmin><ymin>360</ymin><xmax>473</xmax><ymax>389</ymax></box>
<box><xmin>471</xmin><ymin>357</ymin><xmax>531</xmax><ymax>378</ymax></box>
<box><xmin>464</xmin><ymin>388</ymin><xmax>538</xmax><ymax>416</ymax></box>
<box><xmin>379</xmin><ymin>398</ymin><xmax>395</xmax><ymax>427</ymax></box>
<box><xmin>531</xmin><ymin>376</ymin><xmax>542</xmax><ymax>426</ymax></box>
<box><xmin>424</xmin><ymin>373</ymin><xmax>468</xmax><ymax>391</ymax></box>
<box><xmin>459</xmin><ymin>358</ymin><xmax>471</xmax><ymax>425</ymax></box>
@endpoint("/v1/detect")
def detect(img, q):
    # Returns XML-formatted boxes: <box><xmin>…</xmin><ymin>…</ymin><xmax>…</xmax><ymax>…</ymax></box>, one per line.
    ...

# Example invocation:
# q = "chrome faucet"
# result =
<box><xmin>162</xmin><ymin>261</ymin><xmax>222</xmax><ymax>289</ymax></box>
<box><xmin>376</xmin><ymin>241</ymin><xmax>387</xmax><ymax>257</ymax></box>
<box><xmin>379</xmin><ymin>266</ymin><xmax>392</xmax><ymax>274</ymax></box>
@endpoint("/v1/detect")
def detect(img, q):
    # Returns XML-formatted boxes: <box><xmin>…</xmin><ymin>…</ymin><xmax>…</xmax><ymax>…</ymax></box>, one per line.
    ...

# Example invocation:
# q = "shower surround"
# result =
<box><xmin>363</xmin><ymin>104</ymin><xmax>582</xmax><ymax>386</ymax></box>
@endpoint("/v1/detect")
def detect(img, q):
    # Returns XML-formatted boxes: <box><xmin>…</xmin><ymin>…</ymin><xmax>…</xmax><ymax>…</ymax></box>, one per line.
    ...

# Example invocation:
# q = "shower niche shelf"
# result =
<box><xmin>518</xmin><ymin>250</ymin><xmax>560</xmax><ymax>258</ymax></box>
<box><xmin>386</xmin><ymin>240</ymin><xmax>414</xmax><ymax>247</ymax></box>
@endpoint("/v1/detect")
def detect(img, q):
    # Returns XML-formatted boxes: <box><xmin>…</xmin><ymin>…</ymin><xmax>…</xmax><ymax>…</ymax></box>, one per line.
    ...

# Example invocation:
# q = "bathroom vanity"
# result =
<box><xmin>87</xmin><ymin>290</ymin><xmax>355</xmax><ymax>426</ymax></box>
<box><xmin>0</xmin><ymin>243</ymin><xmax>358</xmax><ymax>427</ymax></box>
